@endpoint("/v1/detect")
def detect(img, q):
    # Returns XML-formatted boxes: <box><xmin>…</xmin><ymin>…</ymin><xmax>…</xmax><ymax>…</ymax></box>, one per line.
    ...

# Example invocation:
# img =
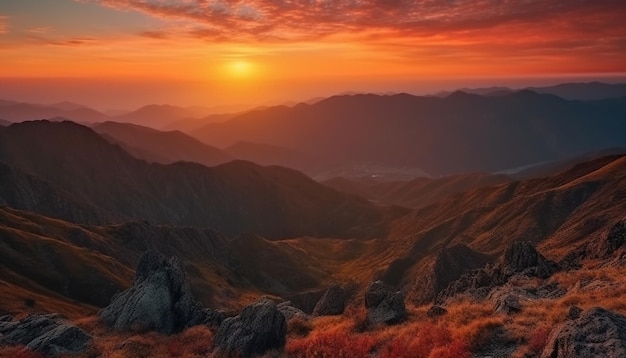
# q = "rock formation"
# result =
<box><xmin>99</xmin><ymin>250</ymin><xmax>205</xmax><ymax>334</ymax></box>
<box><xmin>0</xmin><ymin>314</ymin><xmax>92</xmax><ymax>356</ymax></box>
<box><xmin>542</xmin><ymin>307</ymin><xmax>626</xmax><ymax>358</ymax></box>
<box><xmin>213</xmin><ymin>299</ymin><xmax>287</xmax><ymax>357</ymax></box>
<box><xmin>365</xmin><ymin>281</ymin><xmax>406</xmax><ymax>325</ymax></box>
<box><xmin>312</xmin><ymin>284</ymin><xmax>346</xmax><ymax>317</ymax></box>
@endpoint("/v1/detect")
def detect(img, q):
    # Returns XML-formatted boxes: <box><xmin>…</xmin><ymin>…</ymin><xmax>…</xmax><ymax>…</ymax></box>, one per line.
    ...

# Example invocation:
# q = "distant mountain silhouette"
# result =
<box><xmin>434</xmin><ymin>87</ymin><xmax>514</xmax><ymax>97</ymax></box>
<box><xmin>115</xmin><ymin>104</ymin><xmax>201</xmax><ymax>128</ymax></box>
<box><xmin>528</xmin><ymin>82</ymin><xmax>626</xmax><ymax>100</ymax></box>
<box><xmin>0</xmin><ymin>100</ymin><xmax>109</xmax><ymax>123</ymax></box>
<box><xmin>0</xmin><ymin>119</ymin><xmax>10</xmax><ymax>127</ymax></box>
<box><xmin>191</xmin><ymin>91</ymin><xmax>626</xmax><ymax>175</ymax></box>
<box><xmin>48</xmin><ymin>101</ymin><xmax>91</xmax><ymax>111</ymax></box>
<box><xmin>161</xmin><ymin>112</ymin><xmax>239</xmax><ymax>132</ymax></box>
<box><xmin>225</xmin><ymin>141</ymin><xmax>322</xmax><ymax>176</ymax></box>
<box><xmin>0</xmin><ymin>120</ymin><xmax>392</xmax><ymax>238</ymax></box>
<box><xmin>92</xmin><ymin>121</ymin><xmax>232</xmax><ymax>167</ymax></box>
<box><xmin>435</xmin><ymin>82</ymin><xmax>626</xmax><ymax>101</ymax></box>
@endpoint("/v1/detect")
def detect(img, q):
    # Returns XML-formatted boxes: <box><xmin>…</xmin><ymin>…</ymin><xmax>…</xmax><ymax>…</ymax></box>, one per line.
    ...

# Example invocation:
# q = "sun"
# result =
<box><xmin>226</xmin><ymin>60</ymin><xmax>254</xmax><ymax>78</ymax></box>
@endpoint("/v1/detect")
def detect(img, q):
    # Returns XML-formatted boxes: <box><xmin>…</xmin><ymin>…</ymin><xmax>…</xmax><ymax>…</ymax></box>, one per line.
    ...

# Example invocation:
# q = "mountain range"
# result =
<box><xmin>0</xmin><ymin>120</ymin><xmax>394</xmax><ymax>239</ymax></box>
<box><xmin>191</xmin><ymin>90</ymin><xmax>626</xmax><ymax>176</ymax></box>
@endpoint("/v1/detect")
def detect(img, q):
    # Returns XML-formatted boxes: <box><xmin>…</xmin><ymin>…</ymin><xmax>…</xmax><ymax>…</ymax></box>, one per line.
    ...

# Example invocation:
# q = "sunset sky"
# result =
<box><xmin>1</xmin><ymin>0</ymin><xmax>625</xmax><ymax>109</ymax></box>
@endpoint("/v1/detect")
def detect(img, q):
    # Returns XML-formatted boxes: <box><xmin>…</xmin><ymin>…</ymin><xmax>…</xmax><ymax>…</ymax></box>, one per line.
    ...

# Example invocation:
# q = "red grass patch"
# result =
<box><xmin>287</xmin><ymin>330</ymin><xmax>378</xmax><ymax>358</ymax></box>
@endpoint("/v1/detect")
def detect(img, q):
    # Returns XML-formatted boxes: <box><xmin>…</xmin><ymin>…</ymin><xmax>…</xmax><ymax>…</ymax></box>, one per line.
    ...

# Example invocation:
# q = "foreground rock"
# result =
<box><xmin>99</xmin><ymin>250</ymin><xmax>205</xmax><ymax>334</ymax></box>
<box><xmin>541</xmin><ymin>307</ymin><xmax>626</xmax><ymax>358</ymax></box>
<box><xmin>0</xmin><ymin>314</ymin><xmax>91</xmax><ymax>356</ymax></box>
<box><xmin>213</xmin><ymin>299</ymin><xmax>287</xmax><ymax>357</ymax></box>
<box><xmin>312</xmin><ymin>284</ymin><xmax>346</xmax><ymax>317</ymax></box>
<box><xmin>365</xmin><ymin>281</ymin><xmax>406</xmax><ymax>325</ymax></box>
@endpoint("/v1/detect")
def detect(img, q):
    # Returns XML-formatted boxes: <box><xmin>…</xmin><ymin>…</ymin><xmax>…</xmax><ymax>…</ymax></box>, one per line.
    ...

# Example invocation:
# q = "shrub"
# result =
<box><xmin>11</xmin><ymin>347</ymin><xmax>47</xmax><ymax>358</ymax></box>
<box><xmin>288</xmin><ymin>316</ymin><xmax>313</xmax><ymax>337</ymax></box>
<box><xmin>287</xmin><ymin>330</ymin><xmax>378</xmax><ymax>358</ymax></box>
<box><xmin>379</xmin><ymin>322</ymin><xmax>471</xmax><ymax>358</ymax></box>
<box><xmin>526</xmin><ymin>326</ymin><xmax>551</xmax><ymax>355</ymax></box>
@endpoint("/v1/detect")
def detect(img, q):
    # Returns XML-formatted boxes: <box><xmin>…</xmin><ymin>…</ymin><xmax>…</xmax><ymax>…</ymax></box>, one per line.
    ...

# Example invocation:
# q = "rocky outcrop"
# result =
<box><xmin>365</xmin><ymin>281</ymin><xmax>406</xmax><ymax>325</ymax></box>
<box><xmin>213</xmin><ymin>299</ymin><xmax>287</xmax><ymax>357</ymax></box>
<box><xmin>501</xmin><ymin>241</ymin><xmax>557</xmax><ymax>279</ymax></box>
<box><xmin>312</xmin><ymin>284</ymin><xmax>346</xmax><ymax>317</ymax></box>
<box><xmin>99</xmin><ymin>250</ymin><xmax>205</xmax><ymax>334</ymax></box>
<box><xmin>597</xmin><ymin>220</ymin><xmax>626</xmax><ymax>257</ymax></box>
<box><xmin>0</xmin><ymin>314</ymin><xmax>92</xmax><ymax>356</ymax></box>
<box><xmin>432</xmin><ymin>244</ymin><xmax>491</xmax><ymax>295</ymax></box>
<box><xmin>561</xmin><ymin>219</ymin><xmax>626</xmax><ymax>268</ymax></box>
<box><xmin>437</xmin><ymin>242</ymin><xmax>558</xmax><ymax>303</ymax></box>
<box><xmin>541</xmin><ymin>307</ymin><xmax>626</xmax><ymax>358</ymax></box>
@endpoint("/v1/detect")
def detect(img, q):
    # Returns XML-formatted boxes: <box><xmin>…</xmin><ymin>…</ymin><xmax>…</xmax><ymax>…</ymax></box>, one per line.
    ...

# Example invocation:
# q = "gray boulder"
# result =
<box><xmin>99</xmin><ymin>250</ymin><xmax>204</xmax><ymax>334</ymax></box>
<box><xmin>278</xmin><ymin>301</ymin><xmax>309</xmax><ymax>321</ymax></box>
<box><xmin>541</xmin><ymin>307</ymin><xmax>626</xmax><ymax>358</ymax></box>
<box><xmin>213</xmin><ymin>299</ymin><xmax>287</xmax><ymax>357</ymax></box>
<box><xmin>365</xmin><ymin>281</ymin><xmax>406</xmax><ymax>325</ymax></box>
<box><xmin>312</xmin><ymin>284</ymin><xmax>346</xmax><ymax>317</ymax></box>
<box><xmin>0</xmin><ymin>314</ymin><xmax>91</xmax><ymax>356</ymax></box>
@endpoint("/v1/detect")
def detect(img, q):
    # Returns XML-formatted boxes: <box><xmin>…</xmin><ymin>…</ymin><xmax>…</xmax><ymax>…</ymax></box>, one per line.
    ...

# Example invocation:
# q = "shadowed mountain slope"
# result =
<box><xmin>92</xmin><ymin>121</ymin><xmax>232</xmax><ymax>167</ymax></box>
<box><xmin>0</xmin><ymin>120</ymin><xmax>394</xmax><ymax>239</ymax></box>
<box><xmin>323</xmin><ymin>173</ymin><xmax>511</xmax><ymax>209</ymax></box>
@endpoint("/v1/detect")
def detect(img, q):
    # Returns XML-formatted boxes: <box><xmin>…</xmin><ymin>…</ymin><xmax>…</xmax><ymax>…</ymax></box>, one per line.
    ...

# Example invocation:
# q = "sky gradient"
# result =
<box><xmin>1</xmin><ymin>0</ymin><xmax>625</xmax><ymax>109</ymax></box>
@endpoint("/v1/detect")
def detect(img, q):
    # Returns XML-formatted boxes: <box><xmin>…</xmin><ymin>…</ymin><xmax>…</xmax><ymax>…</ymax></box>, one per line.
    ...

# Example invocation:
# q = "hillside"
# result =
<box><xmin>0</xmin><ymin>120</ymin><xmax>395</xmax><ymax>239</ymax></box>
<box><xmin>191</xmin><ymin>91</ymin><xmax>626</xmax><ymax>176</ymax></box>
<box><xmin>323</xmin><ymin>173</ymin><xmax>511</xmax><ymax>209</ymax></box>
<box><xmin>225</xmin><ymin>141</ymin><xmax>322</xmax><ymax>176</ymax></box>
<box><xmin>0</xmin><ymin>206</ymin><xmax>344</xmax><ymax>314</ymax></box>
<box><xmin>92</xmin><ymin>121</ymin><xmax>232</xmax><ymax>167</ymax></box>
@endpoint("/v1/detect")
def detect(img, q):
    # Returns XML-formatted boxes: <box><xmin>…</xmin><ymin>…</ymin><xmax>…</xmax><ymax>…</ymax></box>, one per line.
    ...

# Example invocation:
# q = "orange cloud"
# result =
<box><xmin>85</xmin><ymin>0</ymin><xmax>626</xmax><ymax>41</ymax></box>
<box><xmin>0</xmin><ymin>16</ymin><xmax>7</xmax><ymax>34</ymax></box>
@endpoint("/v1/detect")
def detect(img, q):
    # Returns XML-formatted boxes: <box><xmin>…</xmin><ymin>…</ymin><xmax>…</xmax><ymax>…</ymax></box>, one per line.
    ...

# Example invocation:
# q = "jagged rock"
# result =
<box><xmin>494</xmin><ymin>294</ymin><xmax>522</xmax><ymax>314</ymax></box>
<box><xmin>596</xmin><ymin>220</ymin><xmax>626</xmax><ymax>258</ymax></box>
<box><xmin>365</xmin><ymin>281</ymin><xmax>406</xmax><ymax>325</ymax></box>
<box><xmin>432</xmin><ymin>244</ymin><xmax>491</xmax><ymax>295</ymax></box>
<box><xmin>0</xmin><ymin>315</ymin><xmax>12</xmax><ymax>322</ymax></box>
<box><xmin>502</xmin><ymin>241</ymin><xmax>557</xmax><ymax>279</ymax></box>
<box><xmin>278</xmin><ymin>301</ymin><xmax>309</xmax><ymax>321</ymax></box>
<box><xmin>201</xmin><ymin>308</ymin><xmax>227</xmax><ymax>328</ymax></box>
<box><xmin>427</xmin><ymin>305</ymin><xmax>447</xmax><ymax>318</ymax></box>
<box><xmin>437</xmin><ymin>242</ymin><xmax>558</xmax><ymax>304</ymax></box>
<box><xmin>312</xmin><ymin>284</ymin><xmax>346</xmax><ymax>317</ymax></box>
<box><xmin>213</xmin><ymin>299</ymin><xmax>287</xmax><ymax>357</ymax></box>
<box><xmin>99</xmin><ymin>250</ymin><xmax>205</xmax><ymax>334</ymax></box>
<box><xmin>436</xmin><ymin>267</ymin><xmax>494</xmax><ymax>303</ymax></box>
<box><xmin>567</xmin><ymin>305</ymin><xmax>583</xmax><ymax>320</ymax></box>
<box><xmin>534</xmin><ymin>282</ymin><xmax>567</xmax><ymax>299</ymax></box>
<box><xmin>541</xmin><ymin>307</ymin><xmax>626</xmax><ymax>358</ymax></box>
<box><xmin>284</xmin><ymin>288</ymin><xmax>327</xmax><ymax>315</ymax></box>
<box><xmin>0</xmin><ymin>314</ymin><xmax>91</xmax><ymax>356</ymax></box>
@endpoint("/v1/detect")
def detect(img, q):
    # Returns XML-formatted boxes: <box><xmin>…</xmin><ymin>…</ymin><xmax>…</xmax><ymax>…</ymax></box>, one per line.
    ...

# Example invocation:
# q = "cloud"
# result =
<box><xmin>0</xmin><ymin>16</ymin><xmax>7</xmax><ymax>34</ymax></box>
<box><xmin>82</xmin><ymin>0</ymin><xmax>626</xmax><ymax>42</ymax></box>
